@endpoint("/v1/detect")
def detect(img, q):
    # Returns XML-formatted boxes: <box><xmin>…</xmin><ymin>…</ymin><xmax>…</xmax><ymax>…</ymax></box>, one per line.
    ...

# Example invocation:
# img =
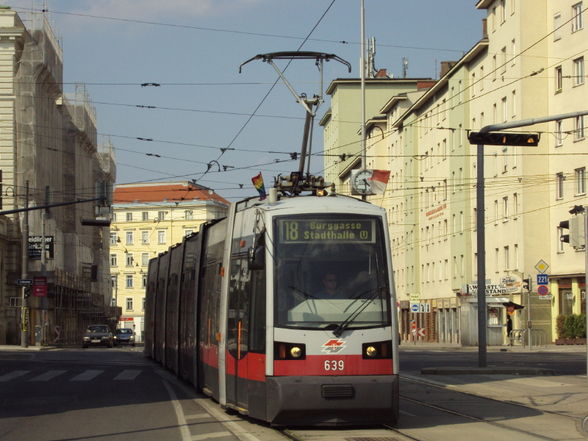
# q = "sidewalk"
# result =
<box><xmin>400</xmin><ymin>341</ymin><xmax>587</xmax><ymax>352</ymax></box>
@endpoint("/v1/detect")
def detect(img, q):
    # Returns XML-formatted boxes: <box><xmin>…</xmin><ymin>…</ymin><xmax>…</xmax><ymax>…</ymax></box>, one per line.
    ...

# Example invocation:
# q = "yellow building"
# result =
<box><xmin>110</xmin><ymin>181</ymin><xmax>228</xmax><ymax>341</ymax></box>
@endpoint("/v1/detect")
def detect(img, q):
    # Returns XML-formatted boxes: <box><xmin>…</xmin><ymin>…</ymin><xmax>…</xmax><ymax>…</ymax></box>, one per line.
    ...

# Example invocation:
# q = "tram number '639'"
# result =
<box><xmin>324</xmin><ymin>360</ymin><xmax>345</xmax><ymax>371</ymax></box>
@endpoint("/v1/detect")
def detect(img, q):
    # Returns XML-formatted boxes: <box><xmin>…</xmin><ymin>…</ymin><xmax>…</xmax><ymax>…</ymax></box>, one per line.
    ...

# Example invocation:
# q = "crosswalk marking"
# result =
<box><xmin>0</xmin><ymin>370</ymin><xmax>30</xmax><ymax>382</ymax></box>
<box><xmin>70</xmin><ymin>369</ymin><xmax>103</xmax><ymax>382</ymax></box>
<box><xmin>114</xmin><ymin>369</ymin><xmax>141</xmax><ymax>381</ymax></box>
<box><xmin>30</xmin><ymin>370</ymin><xmax>67</xmax><ymax>382</ymax></box>
<box><xmin>191</xmin><ymin>432</ymin><xmax>231</xmax><ymax>441</ymax></box>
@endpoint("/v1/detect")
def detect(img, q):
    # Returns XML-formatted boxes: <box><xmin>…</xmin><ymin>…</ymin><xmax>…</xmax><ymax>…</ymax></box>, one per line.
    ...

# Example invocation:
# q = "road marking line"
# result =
<box><xmin>162</xmin><ymin>380</ymin><xmax>192</xmax><ymax>441</ymax></box>
<box><xmin>0</xmin><ymin>370</ymin><xmax>30</xmax><ymax>382</ymax></box>
<box><xmin>191</xmin><ymin>432</ymin><xmax>231</xmax><ymax>440</ymax></box>
<box><xmin>400</xmin><ymin>409</ymin><xmax>417</xmax><ymax>416</ymax></box>
<box><xmin>114</xmin><ymin>369</ymin><xmax>142</xmax><ymax>381</ymax></box>
<box><xmin>195</xmin><ymin>398</ymin><xmax>262</xmax><ymax>441</ymax></box>
<box><xmin>185</xmin><ymin>413</ymin><xmax>212</xmax><ymax>420</ymax></box>
<box><xmin>70</xmin><ymin>370</ymin><xmax>103</xmax><ymax>381</ymax></box>
<box><xmin>30</xmin><ymin>370</ymin><xmax>67</xmax><ymax>382</ymax></box>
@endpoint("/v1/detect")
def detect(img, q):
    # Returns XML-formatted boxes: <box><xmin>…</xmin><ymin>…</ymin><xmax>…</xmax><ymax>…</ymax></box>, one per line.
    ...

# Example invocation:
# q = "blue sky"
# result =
<box><xmin>7</xmin><ymin>0</ymin><xmax>485</xmax><ymax>200</ymax></box>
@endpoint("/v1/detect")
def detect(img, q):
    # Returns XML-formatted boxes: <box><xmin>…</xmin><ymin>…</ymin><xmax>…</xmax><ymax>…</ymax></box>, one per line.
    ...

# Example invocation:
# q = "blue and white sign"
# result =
<box><xmin>410</xmin><ymin>303</ymin><xmax>419</xmax><ymax>313</ymax></box>
<box><xmin>537</xmin><ymin>274</ymin><xmax>549</xmax><ymax>285</ymax></box>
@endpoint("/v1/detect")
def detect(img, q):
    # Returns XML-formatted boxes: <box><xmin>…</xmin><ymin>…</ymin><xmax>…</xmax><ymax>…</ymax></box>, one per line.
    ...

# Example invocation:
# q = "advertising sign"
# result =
<box><xmin>28</xmin><ymin>236</ymin><xmax>54</xmax><ymax>260</ymax></box>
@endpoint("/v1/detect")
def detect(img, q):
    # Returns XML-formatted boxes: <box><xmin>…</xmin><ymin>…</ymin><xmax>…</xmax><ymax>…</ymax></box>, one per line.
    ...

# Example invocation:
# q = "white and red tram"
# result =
<box><xmin>145</xmin><ymin>192</ymin><xmax>399</xmax><ymax>426</ymax></box>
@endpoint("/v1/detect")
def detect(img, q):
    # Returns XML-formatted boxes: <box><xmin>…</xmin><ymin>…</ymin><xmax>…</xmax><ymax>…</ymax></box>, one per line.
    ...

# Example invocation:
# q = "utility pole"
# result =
<box><xmin>470</xmin><ymin>109</ymin><xmax>588</xmax><ymax>368</ymax></box>
<box><xmin>20</xmin><ymin>181</ymin><xmax>29</xmax><ymax>347</ymax></box>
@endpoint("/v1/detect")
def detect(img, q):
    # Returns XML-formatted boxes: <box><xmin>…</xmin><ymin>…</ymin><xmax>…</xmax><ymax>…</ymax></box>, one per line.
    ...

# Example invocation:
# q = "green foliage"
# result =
<box><xmin>558</xmin><ymin>314</ymin><xmax>587</xmax><ymax>339</ymax></box>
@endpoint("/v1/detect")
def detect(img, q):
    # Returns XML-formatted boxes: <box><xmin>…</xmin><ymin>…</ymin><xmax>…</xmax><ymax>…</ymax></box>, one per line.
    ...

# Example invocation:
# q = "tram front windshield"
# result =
<box><xmin>274</xmin><ymin>214</ymin><xmax>391</xmax><ymax>330</ymax></box>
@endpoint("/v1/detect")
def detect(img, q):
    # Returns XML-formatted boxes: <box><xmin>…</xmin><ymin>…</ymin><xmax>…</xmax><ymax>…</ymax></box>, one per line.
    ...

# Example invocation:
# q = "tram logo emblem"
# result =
<box><xmin>321</xmin><ymin>339</ymin><xmax>346</xmax><ymax>354</ymax></box>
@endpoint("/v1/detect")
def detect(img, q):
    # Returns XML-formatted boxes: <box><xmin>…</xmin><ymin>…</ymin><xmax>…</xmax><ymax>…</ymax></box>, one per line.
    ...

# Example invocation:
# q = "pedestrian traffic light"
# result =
<box><xmin>468</xmin><ymin>131</ymin><xmax>540</xmax><ymax>146</ymax></box>
<box><xmin>23</xmin><ymin>287</ymin><xmax>30</xmax><ymax>298</ymax></box>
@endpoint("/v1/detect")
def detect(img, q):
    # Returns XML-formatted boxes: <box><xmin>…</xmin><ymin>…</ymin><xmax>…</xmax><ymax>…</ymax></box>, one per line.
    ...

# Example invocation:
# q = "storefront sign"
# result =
<box><xmin>28</xmin><ymin>236</ymin><xmax>54</xmax><ymax>259</ymax></box>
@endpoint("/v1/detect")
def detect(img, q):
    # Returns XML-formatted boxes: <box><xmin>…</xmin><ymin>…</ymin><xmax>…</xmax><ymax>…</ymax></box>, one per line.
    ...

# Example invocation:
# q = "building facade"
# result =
<box><xmin>0</xmin><ymin>9</ymin><xmax>116</xmax><ymax>345</ymax></box>
<box><xmin>110</xmin><ymin>181</ymin><xmax>228</xmax><ymax>341</ymax></box>
<box><xmin>323</xmin><ymin>0</ymin><xmax>588</xmax><ymax>345</ymax></box>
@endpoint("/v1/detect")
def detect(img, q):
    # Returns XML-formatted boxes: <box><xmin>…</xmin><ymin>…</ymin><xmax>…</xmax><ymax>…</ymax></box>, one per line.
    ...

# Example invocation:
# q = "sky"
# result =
<box><xmin>6</xmin><ymin>0</ymin><xmax>485</xmax><ymax>201</ymax></box>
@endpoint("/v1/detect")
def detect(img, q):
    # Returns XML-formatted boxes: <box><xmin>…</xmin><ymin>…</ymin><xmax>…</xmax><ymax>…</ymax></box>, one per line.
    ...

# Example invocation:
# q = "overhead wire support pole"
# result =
<box><xmin>473</xmin><ymin>109</ymin><xmax>588</xmax><ymax>369</ymax></box>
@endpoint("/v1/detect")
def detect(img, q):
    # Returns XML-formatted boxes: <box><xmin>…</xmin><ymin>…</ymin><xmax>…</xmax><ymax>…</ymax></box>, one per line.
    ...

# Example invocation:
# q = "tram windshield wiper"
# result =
<box><xmin>332</xmin><ymin>288</ymin><xmax>383</xmax><ymax>337</ymax></box>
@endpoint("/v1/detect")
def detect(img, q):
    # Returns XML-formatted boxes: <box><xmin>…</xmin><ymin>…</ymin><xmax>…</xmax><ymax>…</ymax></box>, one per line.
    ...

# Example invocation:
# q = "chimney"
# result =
<box><xmin>440</xmin><ymin>61</ymin><xmax>457</xmax><ymax>78</ymax></box>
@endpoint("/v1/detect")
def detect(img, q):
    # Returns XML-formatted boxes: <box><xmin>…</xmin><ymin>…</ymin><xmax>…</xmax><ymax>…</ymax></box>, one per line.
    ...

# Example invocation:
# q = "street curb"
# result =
<box><xmin>421</xmin><ymin>366</ymin><xmax>556</xmax><ymax>375</ymax></box>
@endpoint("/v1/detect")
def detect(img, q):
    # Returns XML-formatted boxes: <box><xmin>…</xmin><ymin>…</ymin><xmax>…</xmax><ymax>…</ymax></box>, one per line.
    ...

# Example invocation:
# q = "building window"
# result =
<box><xmin>185</xmin><ymin>210</ymin><xmax>193</xmax><ymax>220</ymax></box>
<box><xmin>126</xmin><ymin>212</ymin><xmax>133</xmax><ymax>222</ymax></box>
<box><xmin>142</xmin><ymin>275</ymin><xmax>147</xmax><ymax>289</ymax></box>
<box><xmin>142</xmin><ymin>211</ymin><xmax>149</xmax><ymax>221</ymax></box>
<box><xmin>555</xmin><ymin>120</ymin><xmax>563</xmax><ymax>146</ymax></box>
<box><xmin>575</xmin><ymin>115</ymin><xmax>585</xmax><ymax>140</ymax></box>
<box><xmin>158</xmin><ymin>230</ymin><xmax>166</xmax><ymax>244</ymax></box>
<box><xmin>110</xmin><ymin>233</ymin><xmax>117</xmax><ymax>245</ymax></box>
<box><xmin>502</xmin><ymin>196</ymin><xmax>509</xmax><ymax>219</ymax></box>
<box><xmin>126</xmin><ymin>253</ymin><xmax>134</xmax><ymax>267</ymax></box>
<box><xmin>126</xmin><ymin>297</ymin><xmax>133</xmax><ymax>311</ymax></box>
<box><xmin>554</xmin><ymin>13</ymin><xmax>562</xmax><ymax>41</ymax></box>
<box><xmin>110</xmin><ymin>254</ymin><xmax>117</xmax><ymax>267</ymax></box>
<box><xmin>556</xmin><ymin>172</ymin><xmax>565</xmax><ymax>199</ymax></box>
<box><xmin>126</xmin><ymin>275</ymin><xmax>133</xmax><ymax>289</ymax></box>
<box><xmin>572</xmin><ymin>2</ymin><xmax>584</xmax><ymax>32</ymax></box>
<box><xmin>504</xmin><ymin>245</ymin><xmax>510</xmax><ymax>269</ymax></box>
<box><xmin>513</xmin><ymin>193</ymin><xmax>519</xmax><ymax>217</ymax></box>
<box><xmin>141</xmin><ymin>253</ymin><xmax>149</xmax><ymax>266</ymax></box>
<box><xmin>158</xmin><ymin>211</ymin><xmax>166</xmax><ymax>221</ymax></box>
<box><xmin>555</xmin><ymin>66</ymin><xmax>563</xmax><ymax>92</ymax></box>
<box><xmin>575</xmin><ymin>167</ymin><xmax>586</xmax><ymax>195</ymax></box>
<box><xmin>141</xmin><ymin>231</ymin><xmax>149</xmax><ymax>245</ymax></box>
<box><xmin>111</xmin><ymin>275</ymin><xmax>117</xmax><ymax>288</ymax></box>
<box><xmin>511</xmin><ymin>90</ymin><xmax>516</xmax><ymax>117</ymax></box>
<box><xmin>126</xmin><ymin>231</ymin><xmax>133</xmax><ymax>245</ymax></box>
<box><xmin>573</xmin><ymin>57</ymin><xmax>585</xmax><ymax>86</ymax></box>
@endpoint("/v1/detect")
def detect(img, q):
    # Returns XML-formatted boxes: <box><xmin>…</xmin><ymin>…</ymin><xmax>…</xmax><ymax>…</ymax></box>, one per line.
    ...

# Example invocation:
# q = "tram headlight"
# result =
<box><xmin>290</xmin><ymin>346</ymin><xmax>303</xmax><ymax>358</ymax></box>
<box><xmin>365</xmin><ymin>345</ymin><xmax>378</xmax><ymax>358</ymax></box>
<box><xmin>362</xmin><ymin>341</ymin><xmax>392</xmax><ymax>359</ymax></box>
<box><xmin>274</xmin><ymin>342</ymin><xmax>306</xmax><ymax>360</ymax></box>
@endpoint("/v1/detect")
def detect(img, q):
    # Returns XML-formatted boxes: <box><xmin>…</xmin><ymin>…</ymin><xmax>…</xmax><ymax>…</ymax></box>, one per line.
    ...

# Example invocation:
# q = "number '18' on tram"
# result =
<box><xmin>145</xmin><ymin>193</ymin><xmax>399</xmax><ymax>426</ymax></box>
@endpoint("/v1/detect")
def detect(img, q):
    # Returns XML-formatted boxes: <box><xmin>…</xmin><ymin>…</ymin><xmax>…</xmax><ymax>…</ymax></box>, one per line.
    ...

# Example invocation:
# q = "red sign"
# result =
<box><xmin>119</xmin><ymin>317</ymin><xmax>134</xmax><ymax>322</ymax></box>
<box><xmin>33</xmin><ymin>276</ymin><xmax>47</xmax><ymax>297</ymax></box>
<box><xmin>537</xmin><ymin>285</ymin><xmax>549</xmax><ymax>296</ymax></box>
<box><xmin>417</xmin><ymin>328</ymin><xmax>427</xmax><ymax>337</ymax></box>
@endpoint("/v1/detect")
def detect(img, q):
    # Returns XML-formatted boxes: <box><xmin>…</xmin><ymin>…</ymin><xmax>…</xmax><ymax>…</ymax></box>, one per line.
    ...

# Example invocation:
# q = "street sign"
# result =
<box><xmin>534</xmin><ymin>259</ymin><xmax>550</xmax><ymax>273</ymax></box>
<box><xmin>537</xmin><ymin>285</ymin><xmax>549</xmax><ymax>296</ymax></box>
<box><xmin>410</xmin><ymin>303</ymin><xmax>419</xmax><ymax>313</ymax></box>
<box><xmin>419</xmin><ymin>303</ymin><xmax>431</xmax><ymax>313</ymax></box>
<box><xmin>536</xmin><ymin>274</ymin><xmax>549</xmax><ymax>285</ymax></box>
<box><xmin>417</xmin><ymin>328</ymin><xmax>427</xmax><ymax>337</ymax></box>
<box><xmin>16</xmin><ymin>279</ymin><xmax>33</xmax><ymax>286</ymax></box>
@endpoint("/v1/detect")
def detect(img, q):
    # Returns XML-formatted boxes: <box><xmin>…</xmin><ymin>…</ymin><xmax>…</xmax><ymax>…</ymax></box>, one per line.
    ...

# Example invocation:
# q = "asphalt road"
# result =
<box><xmin>0</xmin><ymin>347</ymin><xmax>585</xmax><ymax>441</ymax></box>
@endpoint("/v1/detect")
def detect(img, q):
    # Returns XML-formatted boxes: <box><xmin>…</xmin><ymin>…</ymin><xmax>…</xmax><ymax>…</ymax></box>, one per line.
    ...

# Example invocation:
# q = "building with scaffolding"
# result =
<box><xmin>0</xmin><ymin>9</ymin><xmax>117</xmax><ymax>345</ymax></box>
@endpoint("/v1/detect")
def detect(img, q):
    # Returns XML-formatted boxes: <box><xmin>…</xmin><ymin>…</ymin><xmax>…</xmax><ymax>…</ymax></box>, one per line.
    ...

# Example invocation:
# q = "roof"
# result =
<box><xmin>113</xmin><ymin>181</ymin><xmax>229</xmax><ymax>206</ymax></box>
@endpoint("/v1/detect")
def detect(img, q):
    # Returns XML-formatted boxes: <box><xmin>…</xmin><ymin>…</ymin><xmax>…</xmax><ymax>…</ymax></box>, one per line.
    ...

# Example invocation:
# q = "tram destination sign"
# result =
<box><xmin>279</xmin><ymin>218</ymin><xmax>375</xmax><ymax>243</ymax></box>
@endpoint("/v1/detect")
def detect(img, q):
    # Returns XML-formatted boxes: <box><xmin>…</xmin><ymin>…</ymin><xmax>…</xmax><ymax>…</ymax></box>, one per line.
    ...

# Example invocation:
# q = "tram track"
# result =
<box><xmin>280</xmin><ymin>375</ymin><xmax>586</xmax><ymax>441</ymax></box>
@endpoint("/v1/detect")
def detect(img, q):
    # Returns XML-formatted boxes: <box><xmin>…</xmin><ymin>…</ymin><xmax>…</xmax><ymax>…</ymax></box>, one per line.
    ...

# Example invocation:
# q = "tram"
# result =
<box><xmin>145</xmin><ymin>179</ymin><xmax>400</xmax><ymax>426</ymax></box>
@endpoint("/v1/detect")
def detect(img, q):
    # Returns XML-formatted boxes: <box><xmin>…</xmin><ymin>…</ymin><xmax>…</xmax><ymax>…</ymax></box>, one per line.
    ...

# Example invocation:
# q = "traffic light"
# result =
<box><xmin>559</xmin><ymin>215</ymin><xmax>586</xmax><ymax>249</ymax></box>
<box><xmin>522</xmin><ymin>278</ymin><xmax>531</xmax><ymax>292</ymax></box>
<box><xmin>559</xmin><ymin>220</ymin><xmax>570</xmax><ymax>243</ymax></box>
<box><xmin>468</xmin><ymin>131</ymin><xmax>540</xmax><ymax>146</ymax></box>
<box><xmin>24</xmin><ymin>287</ymin><xmax>30</xmax><ymax>298</ymax></box>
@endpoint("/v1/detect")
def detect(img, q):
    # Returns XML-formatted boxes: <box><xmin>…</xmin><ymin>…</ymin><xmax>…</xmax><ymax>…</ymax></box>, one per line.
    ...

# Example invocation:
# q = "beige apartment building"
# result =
<box><xmin>323</xmin><ymin>0</ymin><xmax>587</xmax><ymax>345</ymax></box>
<box><xmin>0</xmin><ymin>9</ymin><xmax>116</xmax><ymax>345</ymax></box>
<box><xmin>110</xmin><ymin>181</ymin><xmax>228</xmax><ymax>341</ymax></box>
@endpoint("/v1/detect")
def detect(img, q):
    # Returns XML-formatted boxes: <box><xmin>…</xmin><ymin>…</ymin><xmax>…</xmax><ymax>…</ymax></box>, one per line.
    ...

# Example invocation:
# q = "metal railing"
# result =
<box><xmin>509</xmin><ymin>328</ymin><xmax>546</xmax><ymax>347</ymax></box>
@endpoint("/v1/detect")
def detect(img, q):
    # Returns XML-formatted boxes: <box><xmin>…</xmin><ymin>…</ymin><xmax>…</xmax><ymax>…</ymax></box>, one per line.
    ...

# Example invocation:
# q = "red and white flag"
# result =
<box><xmin>369</xmin><ymin>170</ymin><xmax>390</xmax><ymax>194</ymax></box>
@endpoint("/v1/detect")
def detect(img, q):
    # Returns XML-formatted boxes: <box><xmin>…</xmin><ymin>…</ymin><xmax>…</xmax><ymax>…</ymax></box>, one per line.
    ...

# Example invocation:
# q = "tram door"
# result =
<box><xmin>226</xmin><ymin>256</ymin><xmax>250</xmax><ymax>410</ymax></box>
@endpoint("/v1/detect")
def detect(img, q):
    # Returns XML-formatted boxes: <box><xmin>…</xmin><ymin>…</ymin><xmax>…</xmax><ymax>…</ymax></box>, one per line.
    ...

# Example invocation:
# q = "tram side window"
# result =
<box><xmin>249</xmin><ymin>268</ymin><xmax>266</xmax><ymax>352</ymax></box>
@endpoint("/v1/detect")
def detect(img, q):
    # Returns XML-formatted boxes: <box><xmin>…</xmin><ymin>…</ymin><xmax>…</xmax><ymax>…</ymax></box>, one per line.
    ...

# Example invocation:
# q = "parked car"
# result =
<box><xmin>82</xmin><ymin>324</ymin><xmax>114</xmax><ymax>348</ymax></box>
<box><xmin>114</xmin><ymin>328</ymin><xmax>135</xmax><ymax>347</ymax></box>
